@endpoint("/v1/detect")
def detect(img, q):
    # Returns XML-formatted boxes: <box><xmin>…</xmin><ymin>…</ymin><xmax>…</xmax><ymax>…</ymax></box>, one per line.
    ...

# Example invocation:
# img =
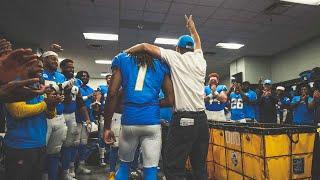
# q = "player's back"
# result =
<box><xmin>111</xmin><ymin>52</ymin><xmax>170</xmax><ymax>125</ymax></box>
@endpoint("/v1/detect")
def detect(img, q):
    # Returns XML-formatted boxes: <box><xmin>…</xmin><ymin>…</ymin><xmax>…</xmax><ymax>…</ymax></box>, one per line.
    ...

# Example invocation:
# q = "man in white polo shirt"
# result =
<box><xmin>125</xmin><ymin>15</ymin><xmax>208</xmax><ymax>180</ymax></box>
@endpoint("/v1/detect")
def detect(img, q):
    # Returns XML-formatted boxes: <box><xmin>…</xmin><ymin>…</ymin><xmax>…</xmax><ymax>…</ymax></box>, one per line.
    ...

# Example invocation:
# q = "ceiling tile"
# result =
<box><xmin>145</xmin><ymin>0</ymin><xmax>171</xmax><ymax>13</ymax></box>
<box><xmin>164</xmin><ymin>13</ymin><xmax>186</xmax><ymax>25</ymax></box>
<box><xmin>122</xmin><ymin>0</ymin><xmax>146</xmax><ymax>11</ymax></box>
<box><xmin>191</xmin><ymin>5</ymin><xmax>217</xmax><ymax>18</ymax></box>
<box><xmin>197</xmin><ymin>0</ymin><xmax>225</xmax><ymax>6</ymax></box>
<box><xmin>232</xmin><ymin>10</ymin><xmax>257</xmax><ymax>21</ymax></box>
<box><xmin>143</xmin><ymin>12</ymin><xmax>166</xmax><ymax>22</ymax></box>
<box><xmin>121</xmin><ymin>9</ymin><xmax>143</xmax><ymax>20</ymax></box>
<box><xmin>242</xmin><ymin>0</ymin><xmax>274</xmax><ymax>12</ymax></box>
<box><xmin>160</xmin><ymin>24</ymin><xmax>185</xmax><ymax>33</ymax></box>
<box><xmin>169</xmin><ymin>2</ymin><xmax>193</xmax><ymax>15</ymax></box>
<box><xmin>211</xmin><ymin>8</ymin><xmax>239</xmax><ymax>20</ymax></box>
<box><xmin>222</xmin><ymin>0</ymin><xmax>253</xmax><ymax>10</ymax></box>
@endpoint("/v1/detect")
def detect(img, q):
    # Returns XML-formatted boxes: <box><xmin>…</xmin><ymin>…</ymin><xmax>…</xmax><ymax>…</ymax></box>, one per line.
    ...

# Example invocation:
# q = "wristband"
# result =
<box><xmin>213</xmin><ymin>91</ymin><xmax>219</xmax><ymax>97</ymax></box>
<box><xmin>207</xmin><ymin>94</ymin><xmax>213</xmax><ymax>99</ymax></box>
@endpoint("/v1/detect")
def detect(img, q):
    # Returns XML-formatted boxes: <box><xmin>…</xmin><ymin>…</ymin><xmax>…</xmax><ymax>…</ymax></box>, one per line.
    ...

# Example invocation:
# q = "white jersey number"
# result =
<box><xmin>134</xmin><ymin>65</ymin><xmax>147</xmax><ymax>91</ymax></box>
<box><xmin>231</xmin><ymin>98</ymin><xmax>243</xmax><ymax>110</ymax></box>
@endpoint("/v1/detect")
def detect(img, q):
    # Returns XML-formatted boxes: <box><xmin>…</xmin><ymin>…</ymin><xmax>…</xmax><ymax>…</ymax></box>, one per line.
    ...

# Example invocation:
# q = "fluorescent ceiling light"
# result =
<box><xmin>101</xmin><ymin>72</ymin><xmax>110</xmax><ymax>77</ymax></box>
<box><xmin>83</xmin><ymin>33</ymin><xmax>118</xmax><ymax>41</ymax></box>
<box><xmin>216</xmin><ymin>43</ymin><xmax>245</xmax><ymax>50</ymax></box>
<box><xmin>280</xmin><ymin>0</ymin><xmax>320</xmax><ymax>5</ymax></box>
<box><xmin>154</xmin><ymin>38</ymin><xmax>178</xmax><ymax>45</ymax></box>
<box><xmin>95</xmin><ymin>60</ymin><xmax>112</xmax><ymax>64</ymax></box>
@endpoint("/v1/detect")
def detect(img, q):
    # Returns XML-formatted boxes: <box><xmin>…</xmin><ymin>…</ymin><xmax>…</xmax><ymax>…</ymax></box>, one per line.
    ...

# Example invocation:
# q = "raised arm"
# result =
<box><xmin>160</xmin><ymin>74</ymin><xmax>174</xmax><ymax>107</ymax></box>
<box><xmin>185</xmin><ymin>15</ymin><xmax>201</xmax><ymax>50</ymax></box>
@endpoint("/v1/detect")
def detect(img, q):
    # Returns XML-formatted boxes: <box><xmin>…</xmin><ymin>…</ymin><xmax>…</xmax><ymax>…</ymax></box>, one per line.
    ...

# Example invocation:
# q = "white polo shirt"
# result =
<box><xmin>160</xmin><ymin>48</ymin><xmax>206</xmax><ymax>112</ymax></box>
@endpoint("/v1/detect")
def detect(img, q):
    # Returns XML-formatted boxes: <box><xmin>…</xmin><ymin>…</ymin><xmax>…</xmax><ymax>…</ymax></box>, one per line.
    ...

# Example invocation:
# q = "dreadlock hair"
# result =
<box><xmin>129</xmin><ymin>52</ymin><xmax>155</xmax><ymax>71</ymax></box>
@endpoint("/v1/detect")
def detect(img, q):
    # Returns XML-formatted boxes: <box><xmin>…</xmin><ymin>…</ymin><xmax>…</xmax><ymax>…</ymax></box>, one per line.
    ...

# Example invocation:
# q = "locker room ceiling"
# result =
<box><xmin>1</xmin><ymin>0</ymin><xmax>320</xmax><ymax>79</ymax></box>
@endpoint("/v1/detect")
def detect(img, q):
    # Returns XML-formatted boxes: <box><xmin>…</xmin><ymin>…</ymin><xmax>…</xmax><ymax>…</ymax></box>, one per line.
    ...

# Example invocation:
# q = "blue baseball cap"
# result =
<box><xmin>263</xmin><ymin>79</ymin><xmax>272</xmax><ymax>85</ymax></box>
<box><xmin>177</xmin><ymin>35</ymin><xmax>194</xmax><ymax>49</ymax></box>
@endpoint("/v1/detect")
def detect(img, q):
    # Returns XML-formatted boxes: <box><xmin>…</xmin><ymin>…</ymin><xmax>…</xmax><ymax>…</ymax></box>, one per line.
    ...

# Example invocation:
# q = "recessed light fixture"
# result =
<box><xmin>216</xmin><ymin>43</ymin><xmax>245</xmax><ymax>50</ymax></box>
<box><xmin>101</xmin><ymin>72</ymin><xmax>110</xmax><ymax>77</ymax></box>
<box><xmin>83</xmin><ymin>33</ymin><xmax>118</xmax><ymax>41</ymax></box>
<box><xmin>95</xmin><ymin>60</ymin><xmax>112</xmax><ymax>64</ymax></box>
<box><xmin>280</xmin><ymin>0</ymin><xmax>320</xmax><ymax>5</ymax></box>
<box><xmin>154</xmin><ymin>38</ymin><xmax>178</xmax><ymax>45</ymax></box>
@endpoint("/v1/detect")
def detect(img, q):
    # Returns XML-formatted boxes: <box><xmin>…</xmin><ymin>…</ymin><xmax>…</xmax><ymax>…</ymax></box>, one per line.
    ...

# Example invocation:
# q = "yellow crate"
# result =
<box><xmin>207</xmin><ymin>144</ymin><xmax>214</xmax><ymax>161</ymax></box>
<box><xmin>243</xmin><ymin>153</ymin><xmax>265</xmax><ymax>180</ymax></box>
<box><xmin>214</xmin><ymin>163</ymin><xmax>227</xmax><ymax>180</ymax></box>
<box><xmin>242</xmin><ymin>133</ymin><xmax>263</xmax><ymax>156</ymax></box>
<box><xmin>291</xmin><ymin>154</ymin><xmax>313</xmax><ymax>179</ymax></box>
<box><xmin>207</xmin><ymin>161</ymin><xmax>215</xmax><ymax>180</ymax></box>
<box><xmin>213</xmin><ymin>129</ymin><xmax>225</xmax><ymax>146</ymax></box>
<box><xmin>213</xmin><ymin>145</ymin><xmax>226</xmax><ymax>167</ymax></box>
<box><xmin>265</xmin><ymin>134</ymin><xmax>290</xmax><ymax>157</ymax></box>
<box><xmin>227</xmin><ymin>170</ymin><xmax>244</xmax><ymax>180</ymax></box>
<box><xmin>292</xmin><ymin>133</ymin><xmax>315</xmax><ymax>154</ymax></box>
<box><xmin>243</xmin><ymin>177</ymin><xmax>253</xmax><ymax>180</ymax></box>
<box><xmin>266</xmin><ymin>156</ymin><xmax>290</xmax><ymax>180</ymax></box>
<box><xmin>225</xmin><ymin>130</ymin><xmax>242</xmax><ymax>151</ymax></box>
<box><xmin>226</xmin><ymin>149</ymin><xmax>243</xmax><ymax>174</ymax></box>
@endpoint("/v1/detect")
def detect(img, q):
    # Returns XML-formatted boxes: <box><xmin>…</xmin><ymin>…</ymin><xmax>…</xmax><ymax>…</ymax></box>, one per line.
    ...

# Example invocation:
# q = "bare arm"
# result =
<box><xmin>104</xmin><ymin>68</ymin><xmax>122</xmax><ymax>130</ymax></box>
<box><xmin>309</xmin><ymin>90</ymin><xmax>320</xmax><ymax>109</ymax></box>
<box><xmin>160</xmin><ymin>75</ymin><xmax>174</xmax><ymax>107</ymax></box>
<box><xmin>185</xmin><ymin>15</ymin><xmax>201</xmax><ymax>50</ymax></box>
<box><xmin>76</xmin><ymin>93</ymin><xmax>91</xmax><ymax>124</ymax></box>
<box><xmin>125</xmin><ymin>43</ymin><xmax>161</xmax><ymax>60</ymax></box>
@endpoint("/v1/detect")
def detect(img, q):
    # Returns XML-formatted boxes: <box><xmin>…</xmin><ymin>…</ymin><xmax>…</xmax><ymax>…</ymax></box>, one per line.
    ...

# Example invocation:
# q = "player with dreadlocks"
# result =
<box><xmin>103</xmin><ymin>51</ymin><xmax>174</xmax><ymax>180</ymax></box>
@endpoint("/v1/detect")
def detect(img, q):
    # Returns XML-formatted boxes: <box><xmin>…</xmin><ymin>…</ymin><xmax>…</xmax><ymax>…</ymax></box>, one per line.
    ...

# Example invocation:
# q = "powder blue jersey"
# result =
<box><xmin>243</xmin><ymin>90</ymin><xmax>257</xmax><ymax>119</ymax></box>
<box><xmin>63</xmin><ymin>78</ymin><xmax>82</xmax><ymax>114</ymax></box>
<box><xmin>204</xmin><ymin>85</ymin><xmax>228</xmax><ymax>111</ymax></box>
<box><xmin>276</xmin><ymin>96</ymin><xmax>290</xmax><ymax>121</ymax></box>
<box><xmin>230</xmin><ymin>92</ymin><xmax>245</xmax><ymax>121</ymax></box>
<box><xmin>42</xmin><ymin>70</ymin><xmax>66</xmax><ymax>115</ymax></box>
<box><xmin>112</xmin><ymin>52</ymin><xmax>170</xmax><ymax>125</ymax></box>
<box><xmin>291</xmin><ymin>96</ymin><xmax>314</xmax><ymax>125</ymax></box>
<box><xmin>98</xmin><ymin>85</ymin><xmax>108</xmax><ymax>111</ymax></box>
<box><xmin>159</xmin><ymin>90</ymin><xmax>173</xmax><ymax>122</ymax></box>
<box><xmin>5</xmin><ymin>95</ymin><xmax>47</xmax><ymax>148</ymax></box>
<box><xmin>76</xmin><ymin>84</ymin><xmax>95</xmax><ymax>122</ymax></box>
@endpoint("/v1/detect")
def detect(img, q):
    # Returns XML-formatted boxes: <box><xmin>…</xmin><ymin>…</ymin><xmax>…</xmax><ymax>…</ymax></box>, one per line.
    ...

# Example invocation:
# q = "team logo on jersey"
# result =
<box><xmin>43</xmin><ymin>74</ymin><xmax>48</xmax><ymax>78</ymax></box>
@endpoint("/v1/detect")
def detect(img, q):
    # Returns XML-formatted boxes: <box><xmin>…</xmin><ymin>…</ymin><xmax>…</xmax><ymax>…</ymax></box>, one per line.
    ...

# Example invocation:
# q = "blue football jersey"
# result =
<box><xmin>76</xmin><ymin>84</ymin><xmax>95</xmax><ymax>122</ymax></box>
<box><xmin>5</xmin><ymin>95</ymin><xmax>47</xmax><ymax>149</ymax></box>
<box><xmin>42</xmin><ymin>70</ymin><xmax>66</xmax><ymax>115</ymax></box>
<box><xmin>243</xmin><ymin>90</ymin><xmax>257</xmax><ymax>119</ymax></box>
<box><xmin>111</xmin><ymin>52</ymin><xmax>170</xmax><ymax>125</ymax></box>
<box><xmin>63</xmin><ymin>78</ymin><xmax>82</xmax><ymax>114</ymax></box>
<box><xmin>230</xmin><ymin>92</ymin><xmax>245</xmax><ymax>120</ymax></box>
<box><xmin>204</xmin><ymin>85</ymin><xmax>228</xmax><ymax>111</ymax></box>
<box><xmin>291</xmin><ymin>96</ymin><xmax>314</xmax><ymax>125</ymax></box>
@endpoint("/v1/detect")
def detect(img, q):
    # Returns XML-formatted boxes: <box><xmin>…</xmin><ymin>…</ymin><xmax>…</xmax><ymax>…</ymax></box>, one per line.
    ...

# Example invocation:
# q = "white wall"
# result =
<box><xmin>88</xmin><ymin>78</ymin><xmax>106</xmax><ymax>90</ymax></box>
<box><xmin>230</xmin><ymin>57</ymin><xmax>245</xmax><ymax>80</ymax></box>
<box><xmin>244</xmin><ymin>57</ymin><xmax>271</xmax><ymax>83</ymax></box>
<box><xmin>229</xmin><ymin>56</ymin><xmax>271</xmax><ymax>83</ymax></box>
<box><xmin>271</xmin><ymin>37</ymin><xmax>320</xmax><ymax>83</ymax></box>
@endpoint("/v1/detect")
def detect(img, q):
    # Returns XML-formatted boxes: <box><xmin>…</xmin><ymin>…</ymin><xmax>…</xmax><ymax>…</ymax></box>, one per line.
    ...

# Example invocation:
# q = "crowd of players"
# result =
<box><xmin>205</xmin><ymin>73</ymin><xmax>320</xmax><ymax>125</ymax></box>
<box><xmin>0</xmin><ymin>14</ymin><xmax>319</xmax><ymax>180</ymax></box>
